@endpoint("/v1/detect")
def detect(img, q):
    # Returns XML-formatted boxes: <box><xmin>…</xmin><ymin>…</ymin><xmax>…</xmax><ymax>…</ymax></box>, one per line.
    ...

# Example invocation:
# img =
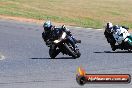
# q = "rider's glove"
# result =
<box><xmin>62</xmin><ymin>25</ymin><xmax>71</xmax><ymax>33</ymax></box>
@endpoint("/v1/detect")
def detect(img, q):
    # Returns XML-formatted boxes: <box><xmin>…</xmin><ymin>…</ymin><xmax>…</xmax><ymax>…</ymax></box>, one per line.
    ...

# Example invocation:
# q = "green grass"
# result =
<box><xmin>0</xmin><ymin>0</ymin><xmax>132</xmax><ymax>28</ymax></box>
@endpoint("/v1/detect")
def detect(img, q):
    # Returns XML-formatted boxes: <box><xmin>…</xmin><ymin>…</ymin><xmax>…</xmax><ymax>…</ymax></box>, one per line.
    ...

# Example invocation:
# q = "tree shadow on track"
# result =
<box><xmin>30</xmin><ymin>56</ymin><xmax>75</xmax><ymax>59</ymax></box>
<box><xmin>94</xmin><ymin>51</ymin><xmax>132</xmax><ymax>53</ymax></box>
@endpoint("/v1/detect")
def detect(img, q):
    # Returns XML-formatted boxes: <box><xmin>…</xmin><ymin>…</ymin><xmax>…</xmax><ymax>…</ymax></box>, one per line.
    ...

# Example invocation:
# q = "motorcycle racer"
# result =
<box><xmin>104</xmin><ymin>22</ymin><xmax>132</xmax><ymax>51</ymax></box>
<box><xmin>42</xmin><ymin>21</ymin><xmax>81</xmax><ymax>58</ymax></box>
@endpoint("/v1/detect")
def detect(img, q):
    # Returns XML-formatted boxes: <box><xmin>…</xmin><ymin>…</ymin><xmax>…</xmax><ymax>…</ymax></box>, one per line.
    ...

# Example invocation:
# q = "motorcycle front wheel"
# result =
<box><xmin>63</xmin><ymin>43</ymin><xmax>80</xmax><ymax>58</ymax></box>
<box><xmin>49</xmin><ymin>49</ymin><xmax>57</xmax><ymax>59</ymax></box>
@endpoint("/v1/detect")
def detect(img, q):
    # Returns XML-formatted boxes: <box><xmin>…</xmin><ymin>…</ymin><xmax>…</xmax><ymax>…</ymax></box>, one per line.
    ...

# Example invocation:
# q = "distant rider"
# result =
<box><xmin>104</xmin><ymin>22</ymin><xmax>131</xmax><ymax>51</ymax></box>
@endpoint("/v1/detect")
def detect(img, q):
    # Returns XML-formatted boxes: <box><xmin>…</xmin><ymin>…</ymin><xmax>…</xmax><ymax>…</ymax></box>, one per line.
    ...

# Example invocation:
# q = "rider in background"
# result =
<box><xmin>104</xmin><ymin>22</ymin><xmax>117</xmax><ymax>51</ymax></box>
<box><xmin>104</xmin><ymin>22</ymin><xmax>131</xmax><ymax>51</ymax></box>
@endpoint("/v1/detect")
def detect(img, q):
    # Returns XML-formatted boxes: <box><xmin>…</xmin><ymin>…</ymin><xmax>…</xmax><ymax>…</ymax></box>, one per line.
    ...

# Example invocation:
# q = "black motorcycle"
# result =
<box><xmin>49</xmin><ymin>31</ymin><xmax>81</xmax><ymax>59</ymax></box>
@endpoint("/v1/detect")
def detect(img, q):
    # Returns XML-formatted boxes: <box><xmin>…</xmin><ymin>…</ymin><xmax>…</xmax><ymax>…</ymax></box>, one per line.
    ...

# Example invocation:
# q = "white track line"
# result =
<box><xmin>67</xmin><ymin>26</ymin><xmax>103</xmax><ymax>31</ymax></box>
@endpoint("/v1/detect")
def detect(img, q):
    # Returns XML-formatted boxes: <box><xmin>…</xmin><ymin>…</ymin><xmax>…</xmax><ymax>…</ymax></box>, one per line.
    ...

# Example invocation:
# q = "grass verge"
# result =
<box><xmin>0</xmin><ymin>0</ymin><xmax>132</xmax><ymax>28</ymax></box>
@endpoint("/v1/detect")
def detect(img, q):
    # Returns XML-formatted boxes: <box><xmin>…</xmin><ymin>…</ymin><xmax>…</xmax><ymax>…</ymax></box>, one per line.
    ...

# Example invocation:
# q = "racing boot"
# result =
<box><xmin>76</xmin><ymin>40</ymin><xmax>81</xmax><ymax>43</ymax></box>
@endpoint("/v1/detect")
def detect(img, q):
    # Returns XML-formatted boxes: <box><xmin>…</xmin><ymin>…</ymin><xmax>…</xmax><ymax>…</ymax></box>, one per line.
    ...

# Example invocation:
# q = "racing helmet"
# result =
<box><xmin>43</xmin><ymin>21</ymin><xmax>52</xmax><ymax>32</ymax></box>
<box><xmin>105</xmin><ymin>22</ymin><xmax>113</xmax><ymax>33</ymax></box>
<box><xmin>113</xmin><ymin>25</ymin><xmax>120</xmax><ymax>33</ymax></box>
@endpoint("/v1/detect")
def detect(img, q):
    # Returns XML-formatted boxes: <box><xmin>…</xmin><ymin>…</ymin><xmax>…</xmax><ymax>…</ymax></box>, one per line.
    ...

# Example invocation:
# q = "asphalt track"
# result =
<box><xmin>0</xmin><ymin>19</ymin><xmax>131</xmax><ymax>88</ymax></box>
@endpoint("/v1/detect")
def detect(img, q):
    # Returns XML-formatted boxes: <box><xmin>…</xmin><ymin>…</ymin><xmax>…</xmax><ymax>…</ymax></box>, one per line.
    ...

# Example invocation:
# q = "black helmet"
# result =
<box><xmin>105</xmin><ymin>22</ymin><xmax>113</xmax><ymax>33</ymax></box>
<box><xmin>113</xmin><ymin>25</ymin><xmax>120</xmax><ymax>33</ymax></box>
<box><xmin>43</xmin><ymin>21</ymin><xmax>52</xmax><ymax>32</ymax></box>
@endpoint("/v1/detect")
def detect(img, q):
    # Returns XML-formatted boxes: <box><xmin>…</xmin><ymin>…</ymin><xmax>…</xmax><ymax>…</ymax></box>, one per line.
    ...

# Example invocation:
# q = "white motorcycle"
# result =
<box><xmin>113</xmin><ymin>27</ymin><xmax>132</xmax><ymax>51</ymax></box>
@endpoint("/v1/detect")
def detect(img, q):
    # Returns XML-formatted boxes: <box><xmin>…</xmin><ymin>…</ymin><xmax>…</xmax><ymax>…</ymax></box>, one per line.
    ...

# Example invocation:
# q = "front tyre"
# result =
<box><xmin>49</xmin><ymin>49</ymin><xmax>57</xmax><ymax>59</ymax></box>
<box><xmin>63</xmin><ymin>43</ymin><xmax>79</xmax><ymax>58</ymax></box>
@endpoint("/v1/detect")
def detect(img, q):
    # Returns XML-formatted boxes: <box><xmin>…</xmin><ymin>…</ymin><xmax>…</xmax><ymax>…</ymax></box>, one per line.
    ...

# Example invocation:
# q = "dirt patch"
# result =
<box><xmin>0</xmin><ymin>15</ymin><xmax>75</xmax><ymax>26</ymax></box>
<box><xmin>0</xmin><ymin>2</ymin><xmax>10</xmax><ymax>6</ymax></box>
<box><xmin>0</xmin><ymin>15</ymin><xmax>44</xmax><ymax>24</ymax></box>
